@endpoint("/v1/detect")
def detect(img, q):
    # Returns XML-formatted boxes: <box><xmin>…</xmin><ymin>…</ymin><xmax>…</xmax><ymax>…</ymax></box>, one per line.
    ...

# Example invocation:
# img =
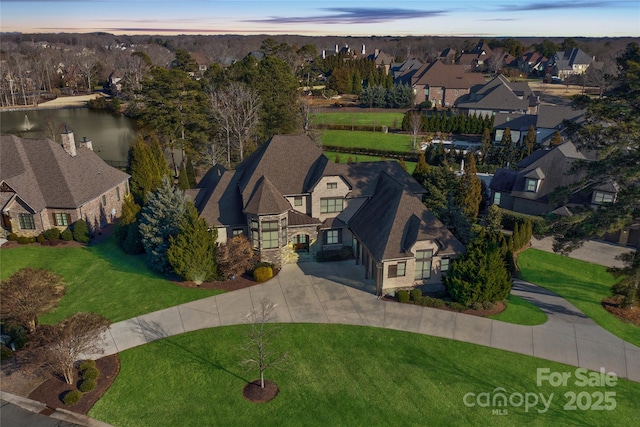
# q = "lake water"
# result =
<box><xmin>0</xmin><ymin>108</ymin><xmax>138</xmax><ymax>164</ymax></box>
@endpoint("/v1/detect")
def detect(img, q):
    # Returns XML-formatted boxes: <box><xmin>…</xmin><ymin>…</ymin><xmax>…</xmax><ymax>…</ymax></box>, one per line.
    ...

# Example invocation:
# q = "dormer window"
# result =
<box><xmin>593</xmin><ymin>191</ymin><xmax>614</xmax><ymax>204</ymax></box>
<box><xmin>525</xmin><ymin>178</ymin><xmax>538</xmax><ymax>192</ymax></box>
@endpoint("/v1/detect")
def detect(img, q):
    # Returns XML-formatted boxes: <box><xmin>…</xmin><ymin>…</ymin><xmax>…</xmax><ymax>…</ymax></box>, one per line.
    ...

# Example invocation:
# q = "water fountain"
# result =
<box><xmin>23</xmin><ymin>114</ymin><xmax>33</xmax><ymax>131</ymax></box>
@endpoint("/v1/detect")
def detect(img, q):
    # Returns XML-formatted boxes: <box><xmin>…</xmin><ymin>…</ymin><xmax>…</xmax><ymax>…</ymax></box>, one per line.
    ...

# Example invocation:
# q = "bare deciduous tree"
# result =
<box><xmin>23</xmin><ymin>312</ymin><xmax>110</xmax><ymax>384</ymax></box>
<box><xmin>408</xmin><ymin>111</ymin><xmax>423</xmax><ymax>152</ymax></box>
<box><xmin>0</xmin><ymin>268</ymin><xmax>65</xmax><ymax>334</ymax></box>
<box><xmin>240</xmin><ymin>298</ymin><xmax>288</xmax><ymax>389</ymax></box>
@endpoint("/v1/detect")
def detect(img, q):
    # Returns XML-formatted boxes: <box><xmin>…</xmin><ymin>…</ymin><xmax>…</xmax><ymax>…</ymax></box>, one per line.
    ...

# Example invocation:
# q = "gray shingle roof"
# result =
<box><xmin>536</xmin><ymin>105</ymin><xmax>585</xmax><ymax>130</ymax></box>
<box><xmin>456</xmin><ymin>75</ymin><xmax>533</xmax><ymax>112</ymax></box>
<box><xmin>194</xmin><ymin>167</ymin><xmax>245</xmax><ymax>227</ymax></box>
<box><xmin>244</xmin><ymin>176</ymin><xmax>292</xmax><ymax>215</ymax></box>
<box><xmin>349</xmin><ymin>173</ymin><xmax>464</xmax><ymax>262</ymax></box>
<box><xmin>1</xmin><ymin>134</ymin><xmax>129</xmax><ymax>212</ymax></box>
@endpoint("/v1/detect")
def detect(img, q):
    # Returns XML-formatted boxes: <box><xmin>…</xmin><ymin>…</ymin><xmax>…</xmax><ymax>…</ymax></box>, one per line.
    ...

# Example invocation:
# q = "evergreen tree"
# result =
<box><xmin>412</xmin><ymin>151</ymin><xmax>430</xmax><ymax>182</ymax></box>
<box><xmin>186</xmin><ymin>156</ymin><xmax>197</xmax><ymax>188</ymax></box>
<box><xmin>550</xmin><ymin>130</ymin><xmax>563</xmax><ymax>147</ymax></box>
<box><xmin>457</xmin><ymin>154</ymin><xmax>482</xmax><ymax>218</ymax></box>
<box><xmin>139</xmin><ymin>176</ymin><xmax>187</xmax><ymax>273</ymax></box>
<box><xmin>398</xmin><ymin>158</ymin><xmax>408</xmax><ymax>171</ymax></box>
<box><xmin>446</xmin><ymin>231</ymin><xmax>512</xmax><ymax>306</ymax></box>
<box><xmin>177</xmin><ymin>162</ymin><xmax>190</xmax><ymax>190</ymax></box>
<box><xmin>481</xmin><ymin>128</ymin><xmax>492</xmax><ymax>164</ymax></box>
<box><xmin>524</xmin><ymin>124</ymin><xmax>537</xmax><ymax>156</ymax></box>
<box><xmin>128</xmin><ymin>136</ymin><xmax>170</xmax><ymax>203</ymax></box>
<box><xmin>115</xmin><ymin>194</ymin><xmax>144</xmax><ymax>254</ymax></box>
<box><xmin>167</xmin><ymin>203</ymin><xmax>218</xmax><ymax>284</ymax></box>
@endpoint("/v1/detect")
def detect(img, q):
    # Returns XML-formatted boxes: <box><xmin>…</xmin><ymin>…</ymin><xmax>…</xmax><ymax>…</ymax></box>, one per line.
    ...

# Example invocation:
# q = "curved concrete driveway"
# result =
<box><xmin>90</xmin><ymin>261</ymin><xmax>640</xmax><ymax>382</ymax></box>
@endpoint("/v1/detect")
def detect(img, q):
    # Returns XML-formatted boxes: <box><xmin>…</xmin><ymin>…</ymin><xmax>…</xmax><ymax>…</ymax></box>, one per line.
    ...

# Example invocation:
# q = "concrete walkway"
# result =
<box><xmin>88</xmin><ymin>261</ymin><xmax>640</xmax><ymax>383</ymax></box>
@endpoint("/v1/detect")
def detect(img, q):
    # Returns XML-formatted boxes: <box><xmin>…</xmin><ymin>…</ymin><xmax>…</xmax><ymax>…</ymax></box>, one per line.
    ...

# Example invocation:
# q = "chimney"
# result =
<box><xmin>80</xmin><ymin>136</ymin><xmax>93</xmax><ymax>151</ymax></box>
<box><xmin>335</xmin><ymin>44</ymin><xmax>339</xmax><ymax>53</ymax></box>
<box><xmin>362</xmin><ymin>44</ymin><xmax>366</xmax><ymax>55</ymax></box>
<box><xmin>375</xmin><ymin>48</ymin><xmax>380</xmax><ymax>57</ymax></box>
<box><xmin>322</xmin><ymin>49</ymin><xmax>326</xmax><ymax>60</ymax></box>
<box><xmin>60</xmin><ymin>125</ymin><xmax>77</xmax><ymax>157</ymax></box>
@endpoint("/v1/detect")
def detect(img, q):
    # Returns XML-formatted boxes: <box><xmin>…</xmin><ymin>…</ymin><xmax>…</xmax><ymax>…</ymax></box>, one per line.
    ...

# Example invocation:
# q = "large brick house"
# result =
<box><xmin>190</xmin><ymin>134</ymin><xmax>465</xmax><ymax>295</ymax></box>
<box><xmin>1</xmin><ymin>132</ymin><xmax>130</xmax><ymax>237</ymax></box>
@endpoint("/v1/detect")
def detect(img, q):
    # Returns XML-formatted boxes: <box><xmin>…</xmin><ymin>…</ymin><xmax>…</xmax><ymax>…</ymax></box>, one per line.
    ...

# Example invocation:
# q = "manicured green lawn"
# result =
<box><xmin>323</xmin><ymin>150</ymin><xmax>417</xmax><ymax>174</ymax></box>
<box><xmin>90</xmin><ymin>324</ymin><xmax>640</xmax><ymax>427</ymax></box>
<box><xmin>519</xmin><ymin>249</ymin><xmax>640</xmax><ymax>347</ymax></box>
<box><xmin>490</xmin><ymin>295</ymin><xmax>547</xmax><ymax>325</ymax></box>
<box><xmin>316</xmin><ymin>112</ymin><xmax>405</xmax><ymax>129</ymax></box>
<box><xmin>0</xmin><ymin>237</ymin><xmax>222</xmax><ymax>323</ymax></box>
<box><xmin>321</xmin><ymin>130</ymin><xmax>413</xmax><ymax>152</ymax></box>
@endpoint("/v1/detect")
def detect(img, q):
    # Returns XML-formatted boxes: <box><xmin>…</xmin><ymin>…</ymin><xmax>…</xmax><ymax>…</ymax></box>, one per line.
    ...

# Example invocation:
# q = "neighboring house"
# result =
<box><xmin>190</xmin><ymin>52</ymin><xmax>210</xmax><ymax>74</ymax></box>
<box><xmin>438</xmin><ymin>48</ymin><xmax>456</xmax><ymax>64</ymax></box>
<box><xmin>398</xmin><ymin>60</ymin><xmax>486</xmax><ymax>107</ymax></box>
<box><xmin>492</xmin><ymin>105</ymin><xmax>585</xmax><ymax>145</ymax></box>
<box><xmin>190</xmin><ymin>134</ymin><xmax>464</xmax><ymax>295</ymax></box>
<box><xmin>489</xmin><ymin>141</ymin><xmax>608</xmax><ymax>216</ymax></box>
<box><xmin>457</xmin><ymin>41</ymin><xmax>493</xmax><ymax>72</ymax></box>
<box><xmin>455</xmin><ymin>74</ymin><xmax>539</xmax><ymax>117</ymax></box>
<box><xmin>1</xmin><ymin>132</ymin><xmax>130</xmax><ymax>237</ymax></box>
<box><xmin>516</xmin><ymin>51</ymin><xmax>548</xmax><ymax>76</ymax></box>
<box><xmin>391</xmin><ymin>58</ymin><xmax>424</xmax><ymax>82</ymax></box>
<box><xmin>551</xmin><ymin>48</ymin><xmax>594</xmax><ymax>80</ymax></box>
<box><xmin>108</xmin><ymin>69</ymin><xmax>126</xmax><ymax>94</ymax></box>
<box><xmin>367</xmin><ymin>49</ymin><xmax>395</xmax><ymax>74</ymax></box>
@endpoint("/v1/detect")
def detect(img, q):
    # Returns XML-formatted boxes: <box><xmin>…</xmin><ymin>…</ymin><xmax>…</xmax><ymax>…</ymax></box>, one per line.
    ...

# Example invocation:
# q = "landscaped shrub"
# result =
<box><xmin>420</xmin><ymin>296</ymin><xmax>445</xmax><ymax>308</ymax></box>
<box><xmin>7</xmin><ymin>233</ymin><xmax>18</xmax><ymax>241</ymax></box>
<box><xmin>396</xmin><ymin>290</ymin><xmax>410</xmax><ymax>303</ymax></box>
<box><xmin>36</xmin><ymin>233</ymin><xmax>46</xmax><ymax>244</ymax></box>
<box><xmin>483</xmin><ymin>301</ymin><xmax>495</xmax><ymax>310</ymax></box>
<box><xmin>410</xmin><ymin>289</ymin><xmax>422</xmax><ymax>302</ymax></box>
<box><xmin>448</xmin><ymin>302</ymin><xmax>467</xmax><ymax>312</ymax></box>
<box><xmin>471</xmin><ymin>301</ymin><xmax>483</xmax><ymax>311</ymax></box>
<box><xmin>79</xmin><ymin>379</ymin><xmax>97</xmax><ymax>393</ymax></box>
<box><xmin>253</xmin><ymin>266</ymin><xmax>273</xmax><ymax>283</ymax></box>
<box><xmin>60</xmin><ymin>228</ymin><xmax>73</xmax><ymax>241</ymax></box>
<box><xmin>43</xmin><ymin>227</ymin><xmax>61</xmax><ymax>240</ymax></box>
<box><xmin>78</xmin><ymin>360</ymin><xmax>96</xmax><ymax>372</ymax></box>
<box><xmin>498</xmin><ymin>208</ymin><xmax>546</xmax><ymax>235</ymax></box>
<box><xmin>63</xmin><ymin>390</ymin><xmax>82</xmax><ymax>406</ymax></box>
<box><xmin>16</xmin><ymin>236</ymin><xmax>35</xmax><ymax>244</ymax></box>
<box><xmin>0</xmin><ymin>347</ymin><xmax>14</xmax><ymax>361</ymax></box>
<box><xmin>72</xmin><ymin>219</ymin><xmax>90</xmax><ymax>243</ymax></box>
<box><xmin>82</xmin><ymin>367</ymin><xmax>100</xmax><ymax>381</ymax></box>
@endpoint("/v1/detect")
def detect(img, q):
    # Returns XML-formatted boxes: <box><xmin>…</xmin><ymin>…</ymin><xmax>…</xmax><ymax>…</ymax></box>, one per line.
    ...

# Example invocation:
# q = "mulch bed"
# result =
<box><xmin>382</xmin><ymin>297</ymin><xmax>506</xmax><ymax>317</ymax></box>
<box><xmin>602</xmin><ymin>298</ymin><xmax>640</xmax><ymax>327</ymax></box>
<box><xmin>172</xmin><ymin>269</ymin><xmax>280</xmax><ymax>292</ymax></box>
<box><xmin>242</xmin><ymin>379</ymin><xmax>279</xmax><ymax>403</ymax></box>
<box><xmin>27</xmin><ymin>354</ymin><xmax>120</xmax><ymax>415</ymax></box>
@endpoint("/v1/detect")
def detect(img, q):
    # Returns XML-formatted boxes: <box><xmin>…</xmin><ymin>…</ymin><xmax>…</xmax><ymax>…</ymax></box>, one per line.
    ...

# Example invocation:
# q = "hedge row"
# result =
<box><xmin>323</xmin><ymin>145</ymin><xmax>420</xmax><ymax>162</ymax></box>
<box><xmin>497</xmin><ymin>207</ymin><xmax>547</xmax><ymax>235</ymax></box>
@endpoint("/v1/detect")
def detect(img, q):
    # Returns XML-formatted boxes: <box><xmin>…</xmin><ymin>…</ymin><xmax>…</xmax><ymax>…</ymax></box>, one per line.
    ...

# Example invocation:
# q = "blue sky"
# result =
<box><xmin>1</xmin><ymin>0</ymin><xmax>638</xmax><ymax>37</ymax></box>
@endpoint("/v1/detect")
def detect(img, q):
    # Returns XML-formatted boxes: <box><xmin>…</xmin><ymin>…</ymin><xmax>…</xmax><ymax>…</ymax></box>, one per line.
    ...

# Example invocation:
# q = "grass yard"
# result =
<box><xmin>90</xmin><ymin>324</ymin><xmax>640</xmax><ymax>427</ymax></box>
<box><xmin>315</xmin><ymin>111</ymin><xmax>405</xmax><ymax>129</ymax></box>
<box><xmin>323</xmin><ymin>150</ymin><xmax>417</xmax><ymax>174</ymax></box>
<box><xmin>519</xmin><ymin>249</ymin><xmax>640</xmax><ymax>347</ymax></box>
<box><xmin>490</xmin><ymin>295</ymin><xmax>548</xmax><ymax>325</ymax></box>
<box><xmin>0</xmin><ymin>237</ymin><xmax>222</xmax><ymax>323</ymax></box>
<box><xmin>321</xmin><ymin>130</ymin><xmax>413</xmax><ymax>152</ymax></box>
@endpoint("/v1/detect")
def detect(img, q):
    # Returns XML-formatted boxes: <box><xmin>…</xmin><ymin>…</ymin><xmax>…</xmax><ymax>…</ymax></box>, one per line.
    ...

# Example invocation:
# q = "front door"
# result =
<box><xmin>293</xmin><ymin>234</ymin><xmax>309</xmax><ymax>252</ymax></box>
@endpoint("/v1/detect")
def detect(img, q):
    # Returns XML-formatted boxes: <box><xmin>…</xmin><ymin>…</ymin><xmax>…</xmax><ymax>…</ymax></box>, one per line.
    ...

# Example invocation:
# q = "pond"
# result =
<box><xmin>0</xmin><ymin>108</ymin><xmax>138</xmax><ymax>164</ymax></box>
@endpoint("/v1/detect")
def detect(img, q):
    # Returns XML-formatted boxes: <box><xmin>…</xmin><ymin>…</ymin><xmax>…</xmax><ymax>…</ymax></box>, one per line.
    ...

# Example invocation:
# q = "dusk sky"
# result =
<box><xmin>1</xmin><ymin>0</ymin><xmax>639</xmax><ymax>37</ymax></box>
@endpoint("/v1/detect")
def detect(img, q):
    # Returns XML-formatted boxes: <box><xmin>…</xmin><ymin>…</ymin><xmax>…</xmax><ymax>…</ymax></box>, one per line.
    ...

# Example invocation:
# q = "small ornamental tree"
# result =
<box><xmin>240</xmin><ymin>298</ymin><xmax>288</xmax><ymax>389</ymax></box>
<box><xmin>139</xmin><ymin>176</ymin><xmax>186</xmax><ymax>273</ymax></box>
<box><xmin>446</xmin><ymin>232</ymin><xmax>512</xmax><ymax>306</ymax></box>
<box><xmin>0</xmin><ymin>268</ymin><xmax>65</xmax><ymax>334</ymax></box>
<box><xmin>167</xmin><ymin>202</ymin><xmax>218</xmax><ymax>284</ymax></box>
<box><xmin>216</xmin><ymin>235</ymin><xmax>257</xmax><ymax>280</ymax></box>
<box><xmin>23</xmin><ymin>312</ymin><xmax>110</xmax><ymax>384</ymax></box>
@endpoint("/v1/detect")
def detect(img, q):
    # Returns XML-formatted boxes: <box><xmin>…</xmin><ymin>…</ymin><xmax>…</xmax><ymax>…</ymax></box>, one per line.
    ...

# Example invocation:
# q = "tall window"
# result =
<box><xmin>18</xmin><ymin>213</ymin><xmax>35</xmax><ymax>230</ymax></box>
<box><xmin>251</xmin><ymin>219</ymin><xmax>259</xmax><ymax>249</ymax></box>
<box><xmin>262</xmin><ymin>221</ymin><xmax>279</xmax><ymax>249</ymax></box>
<box><xmin>414</xmin><ymin>249</ymin><xmax>433</xmax><ymax>280</ymax></box>
<box><xmin>116</xmin><ymin>186</ymin><xmax>121</xmax><ymax>201</ymax></box>
<box><xmin>325</xmin><ymin>230</ymin><xmax>340</xmax><ymax>245</ymax></box>
<box><xmin>493</xmin><ymin>192</ymin><xmax>501</xmax><ymax>205</ymax></box>
<box><xmin>525</xmin><ymin>178</ymin><xmax>538</xmax><ymax>192</ymax></box>
<box><xmin>441</xmin><ymin>258</ymin><xmax>450</xmax><ymax>272</ymax></box>
<box><xmin>101</xmin><ymin>194</ymin><xmax>107</xmax><ymax>206</ymax></box>
<box><xmin>388</xmin><ymin>262</ymin><xmax>406</xmax><ymax>278</ymax></box>
<box><xmin>320</xmin><ymin>198</ymin><xmax>343</xmax><ymax>214</ymax></box>
<box><xmin>281</xmin><ymin>218</ymin><xmax>287</xmax><ymax>247</ymax></box>
<box><xmin>54</xmin><ymin>213</ymin><xmax>70</xmax><ymax>226</ymax></box>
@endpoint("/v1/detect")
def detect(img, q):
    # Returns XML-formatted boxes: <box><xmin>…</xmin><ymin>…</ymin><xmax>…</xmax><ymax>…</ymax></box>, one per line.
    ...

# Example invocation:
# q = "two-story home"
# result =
<box><xmin>190</xmin><ymin>134</ymin><xmax>465</xmax><ymax>295</ymax></box>
<box><xmin>550</xmin><ymin>48</ymin><xmax>594</xmax><ymax>80</ymax></box>
<box><xmin>1</xmin><ymin>132</ymin><xmax>130</xmax><ymax>237</ymax></box>
<box><xmin>399</xmin><ymin>60</ymin><xmax>486</xmax><ymax>107</ymax></box>
<box><xmin>455</xmin><ymin>74</ymin><xmax>539</xmax><ymax>118</ymax></box>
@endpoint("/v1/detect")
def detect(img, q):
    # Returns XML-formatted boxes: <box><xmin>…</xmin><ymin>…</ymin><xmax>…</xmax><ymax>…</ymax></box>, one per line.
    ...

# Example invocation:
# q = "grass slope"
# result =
<box><xmin>321</xmin><ymin>130</ymin><xmax>413</xmax><ymax>152</ymax></box>
<box><xmin>519</xmin><ymin>249</ymin><xmax>640</xmax><ymax>347</ymax></box>
<box><xmin>90</xmin><ymin>324</ymin><xmax>640</xmax><ymax>427</ymax></box>
<box><xmin>316</xmin><ymin>112</ymin><xmax>405</xmax><ymax>128</ymax></box>
<box><xmin>0</xmin><ymin>237</ymin><xmax>222</xmax><ymax>323</ymax></box>
<box><xmin>490</xmin><ymin>295</ymin><xmax>547</xmax><ymax>325</ymax></box>
<box><xmin>323</xmin><ymin>151</ymin><xmax>417</xmax><ymax>174</ymax></box>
